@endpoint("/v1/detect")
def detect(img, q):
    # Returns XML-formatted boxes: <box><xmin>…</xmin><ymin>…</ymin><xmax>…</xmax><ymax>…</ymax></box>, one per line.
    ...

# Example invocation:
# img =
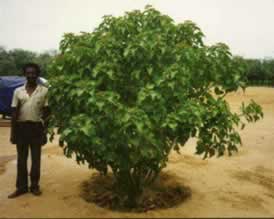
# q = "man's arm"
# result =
<box><xmin>10</xmin><ymin>107</ymin><xmax>20</xmax><ymax>144</ymax></box>
<box><xmin>42</xmin><ymin>106</ymin><xmax>50</xmax><ymax>129</ymax></box>
<box><xmin>10</xmin><ymin>90</ymin><xmax>19</xmax><ymax>144</ymax></box>
<box><xmin>41</xmin><ymin>106</ymin><xmax>50</xmax><ymax>145</ymax></box>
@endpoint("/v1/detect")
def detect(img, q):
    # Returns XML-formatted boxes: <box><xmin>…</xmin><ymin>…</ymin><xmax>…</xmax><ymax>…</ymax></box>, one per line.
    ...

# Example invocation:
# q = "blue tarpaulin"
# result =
<box><xmin>0</xmin><ymin>76</ymin><xmax>47</xmax><ymax>116</ymax></box>
<box><xmin>0</xmin><ymin>76</ymin><xmax>25</xmax><ymax>116</ymax></box>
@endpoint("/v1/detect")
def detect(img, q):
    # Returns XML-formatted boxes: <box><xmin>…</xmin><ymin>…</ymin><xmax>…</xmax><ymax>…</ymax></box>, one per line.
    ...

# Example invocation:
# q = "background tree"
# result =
<box><xmin>34</xmin><ymin>50</ymin><xmax>57</xmax><ymax>76</ymax></box>
<box><xmin>43</xmin><ymin>6</ymin><xmax>264</xmax><ymax>208</ymax></box>
<box><xmin>245</xmin><ymin>58</ymin><xmax>274</xmax><ymax>86</ymax></box>
<box><xmin>0</xmin><ymin>46</ymin><xmax>17</xmax><ymax>75</ymax></box>
<box><xmin>261</xmin><ymin>59</ymin><xmax>274</xmax><ymax>84</ymax></box>
<box><xmin>9</xmin><ymin>49</ymin><xmax>36</xmax><ymax>74</ymax></box>
<box><xmin>0</xmin><ymin>47</ymin><xmax>56</xmax><ymax>77</ymax></box>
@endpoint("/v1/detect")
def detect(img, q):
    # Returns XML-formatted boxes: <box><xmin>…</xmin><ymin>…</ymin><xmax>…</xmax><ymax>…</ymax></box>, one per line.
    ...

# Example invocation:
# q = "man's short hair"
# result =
<box><xmin>22</xmin><ymin>63</ymin><xmax>41</xmax><ymax>75</ymax></box>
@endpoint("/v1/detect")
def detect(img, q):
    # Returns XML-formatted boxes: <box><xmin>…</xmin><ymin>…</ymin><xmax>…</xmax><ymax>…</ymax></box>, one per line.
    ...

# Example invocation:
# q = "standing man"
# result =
<box><xmin>8</xmin><ymin>63</ymin><xmax>49</xmax><ymax>198</ymax></box>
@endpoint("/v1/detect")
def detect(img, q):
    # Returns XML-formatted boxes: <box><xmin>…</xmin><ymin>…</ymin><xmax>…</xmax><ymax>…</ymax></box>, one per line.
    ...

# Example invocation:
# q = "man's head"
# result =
<box><xmin>22</xmin><ymin>63</ymin><xmax>41</xmax><ymax>86</ymax></box>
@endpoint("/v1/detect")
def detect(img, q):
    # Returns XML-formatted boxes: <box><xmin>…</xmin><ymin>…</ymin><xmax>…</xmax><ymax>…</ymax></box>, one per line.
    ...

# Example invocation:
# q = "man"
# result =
<box><xmin>8</xmin><ymin>63</ymin><xmax>49</xmax><ymax>198</ymax></box>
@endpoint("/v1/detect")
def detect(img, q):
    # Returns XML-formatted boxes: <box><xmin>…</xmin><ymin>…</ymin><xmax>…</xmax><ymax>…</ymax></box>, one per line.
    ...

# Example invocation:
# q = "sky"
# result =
<box><xmin>1</xmin><ymin>0</ymin><xmax>274</xmax><ymax>59</ymax></box>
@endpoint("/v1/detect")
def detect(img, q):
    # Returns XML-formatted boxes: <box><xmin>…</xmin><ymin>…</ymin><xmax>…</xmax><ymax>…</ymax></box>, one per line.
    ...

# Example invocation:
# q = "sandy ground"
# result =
<box><xmin>0</xmin><ymin>87</ymin><xmax>274</xmax><ymax>218</ymax></box>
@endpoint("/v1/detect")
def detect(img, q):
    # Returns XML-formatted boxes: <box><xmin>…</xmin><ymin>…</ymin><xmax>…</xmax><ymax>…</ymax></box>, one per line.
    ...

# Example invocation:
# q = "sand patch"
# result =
<box><xmin>219</xmin><ymin>192</ymin><xmax>266</xmax><ymax>210</ymax></box>
<box><xmin>0</xmin><ymin>155</ymin><xmax>16</xmax><ymax>175</ymax></box>
<box><xmin>232</xmin><ymin>166</ymin><xmax>274</xmax><ymax>193</ymax></box>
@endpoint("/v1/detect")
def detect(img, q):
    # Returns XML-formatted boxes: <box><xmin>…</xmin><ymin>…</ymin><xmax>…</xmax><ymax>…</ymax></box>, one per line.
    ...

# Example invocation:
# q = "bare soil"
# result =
<box><xmin>80</xmin><ymin>172</ymin><xmax>191</xmax><ymax>212</ymax></box>
<box><xmin>0</xmin><ymin>87</ymin><xmax>274</xmax><ymax>218</ymax></box>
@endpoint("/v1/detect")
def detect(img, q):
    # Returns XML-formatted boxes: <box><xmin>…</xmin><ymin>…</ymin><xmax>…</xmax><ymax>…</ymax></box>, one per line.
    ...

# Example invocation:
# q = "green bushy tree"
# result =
<box><xmin>48</xmin><ymin>6</ymin><xmax>263</xmax><ymax>207</ymax></box>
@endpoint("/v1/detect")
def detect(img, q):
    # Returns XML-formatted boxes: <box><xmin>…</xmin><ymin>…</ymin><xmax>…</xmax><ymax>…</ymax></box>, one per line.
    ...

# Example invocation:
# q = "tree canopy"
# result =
<box><xmin>49</xmin><ymin>6</ymin><xmax>264</xmax><ymax>207</ymax></box>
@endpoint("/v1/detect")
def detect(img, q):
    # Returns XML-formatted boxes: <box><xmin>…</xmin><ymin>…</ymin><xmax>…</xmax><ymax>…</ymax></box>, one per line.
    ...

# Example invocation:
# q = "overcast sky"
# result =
<box><xmin>1</xmin><ymin>0</ymin><xmax>274</xmax><ymax>59</ymax></box>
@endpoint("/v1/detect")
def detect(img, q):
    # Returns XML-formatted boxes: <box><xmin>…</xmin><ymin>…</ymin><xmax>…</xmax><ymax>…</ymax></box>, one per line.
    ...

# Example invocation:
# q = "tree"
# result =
<box><xmin>0</xmin><ymin>47</ymin><xmax>57</xmax><ymax>77</ymax></box>
<box><xmin>34</xmin><ymin>50</ymin><xmax>57</xmax><ymax>77</ymax></box>
<box><xmin>244</xmin><ymin>58</ymin><xmax>274</xmax><ymax>85</ymax></box>
<box><xmin>0</xmin><ymin>47</ymin><xmax>17</xmax><ymax>75</ymax></box>
<box><xmin>262</xmin><ymin>59</ymin><xmax>274</xmax><ymax>85</ymax></box>
<box><xmin>48</xmin><ymin>6</ymin><xmax>263</xmax><ymax>208</ymax></box>
<box><xmin>9</xmin><ymin>49</ymin><xmax>36</xmax><ymax>74</ymax></box>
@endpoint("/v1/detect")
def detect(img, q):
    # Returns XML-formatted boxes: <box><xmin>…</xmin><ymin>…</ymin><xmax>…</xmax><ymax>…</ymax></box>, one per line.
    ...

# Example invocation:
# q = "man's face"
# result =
<box><xmin>25</xmin><ymin>67</ymin><xmax>39</xmax><ymax>85</ymax></box>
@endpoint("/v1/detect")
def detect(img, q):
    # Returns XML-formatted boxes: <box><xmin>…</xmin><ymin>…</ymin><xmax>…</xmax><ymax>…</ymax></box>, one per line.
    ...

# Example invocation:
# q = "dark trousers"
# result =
<box><xmin>16</xmin><ymin>143</ymin><xmax>42</xmax><ymax>191</ymax></box>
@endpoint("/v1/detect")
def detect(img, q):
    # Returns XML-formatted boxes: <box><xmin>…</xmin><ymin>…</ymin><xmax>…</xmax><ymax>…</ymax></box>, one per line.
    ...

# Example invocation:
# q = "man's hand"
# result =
<box><xmin>10</xmin><ymin>123</ymin><xmax>17</xmax><ymax>144</ymax></box>
<box><xmin>10</xmin><ymin>133</ymin><xmax>17</xmax><ymax>144</ymax></box>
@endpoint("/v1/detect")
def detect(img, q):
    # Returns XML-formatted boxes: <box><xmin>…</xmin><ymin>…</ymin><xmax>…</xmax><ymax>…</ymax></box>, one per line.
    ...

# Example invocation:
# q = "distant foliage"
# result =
<box><xmin>245</xmin><ymin>58</ymin><xmax>274</xmax><ymax>86</ymax></box>
<box><xmin>0</xmin><ymin>47</ymin><xmax>56</xmax><ymax>77</ymax></box>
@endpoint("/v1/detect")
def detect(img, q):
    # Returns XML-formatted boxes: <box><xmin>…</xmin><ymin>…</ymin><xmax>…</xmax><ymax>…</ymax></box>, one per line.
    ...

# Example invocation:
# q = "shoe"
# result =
<box><xmin>30</xmin><ymin>188</ymin><xmax>42</xmax><ymax>196</ymax></box>
<box><xmin>8</xmin><ymin>190</ymin><xmax>28</xmax><ymax>199</ymax></box>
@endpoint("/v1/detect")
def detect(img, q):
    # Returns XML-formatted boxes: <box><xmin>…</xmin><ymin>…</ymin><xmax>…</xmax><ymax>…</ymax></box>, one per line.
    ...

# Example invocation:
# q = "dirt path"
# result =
<box><xmin>0</xmin><ymin>87</ymin><xmax>274</xmax><ymax>218</ymax></box>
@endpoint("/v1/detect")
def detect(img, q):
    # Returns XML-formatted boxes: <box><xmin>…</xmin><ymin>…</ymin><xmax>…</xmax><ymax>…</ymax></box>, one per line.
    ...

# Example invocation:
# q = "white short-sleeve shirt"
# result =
<box><xmin>11</xmin><ymin>84</ymin><xmax>49</xmax><ymax>122</ymax></box>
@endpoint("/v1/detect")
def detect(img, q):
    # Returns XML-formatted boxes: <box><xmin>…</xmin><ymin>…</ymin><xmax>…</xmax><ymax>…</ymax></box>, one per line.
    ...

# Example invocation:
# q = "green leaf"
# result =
<box><xmin>96</xmin><ymin>102</ymin><xmax>105</xmax><ymax>110</ymax></box>
<box><xmin>147</xmin><ymin>67</ymin><xmax>153</xmax><ymax>75</ymax></box>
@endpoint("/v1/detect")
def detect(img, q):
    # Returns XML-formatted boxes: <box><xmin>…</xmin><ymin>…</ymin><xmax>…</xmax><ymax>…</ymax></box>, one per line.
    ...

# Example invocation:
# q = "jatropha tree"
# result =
<box><xmin>48</xmin><ymin>6</ymin><xmax>263</xmax><ymax>207</ymax></box>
